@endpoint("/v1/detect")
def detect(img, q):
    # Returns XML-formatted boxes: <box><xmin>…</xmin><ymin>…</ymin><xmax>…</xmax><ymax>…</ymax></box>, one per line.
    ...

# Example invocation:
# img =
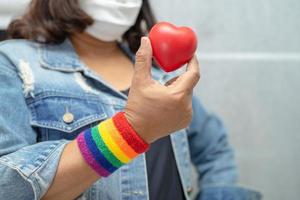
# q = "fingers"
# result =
<box><xmin>164</xmin><ymin>76</ymin><xmax>179</xmax><ymax>86</ymax></box>
<box><xmin>134</xmin><ymin>37</ymin><xmax>153</xmax><ymax>80</ymax></box>
<box><xmin>173</xmin><ymin>55</ymin><xmax>200</xmax><ymax>92</ymax></box>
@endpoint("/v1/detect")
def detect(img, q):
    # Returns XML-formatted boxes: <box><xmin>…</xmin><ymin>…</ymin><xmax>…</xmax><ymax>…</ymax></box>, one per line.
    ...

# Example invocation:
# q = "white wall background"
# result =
<box><xmin>0</xmin><ymin>0</ymin><xmax>30</xmax><ymax>29</ymax></box>
<box><xmin>150</xmin><ymin>0</ymin><xmax>300</xmax><ymax>200</ymax></box>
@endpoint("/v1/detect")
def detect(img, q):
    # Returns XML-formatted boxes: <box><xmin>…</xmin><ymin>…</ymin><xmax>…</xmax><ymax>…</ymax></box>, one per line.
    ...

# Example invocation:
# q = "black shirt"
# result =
<box><xmin>121</xmin><ymin>88</ymin><xmax>185</xmax><ymax>200</ymax></box>
<box><xmin>0</xmin><ymin>30</ymin><xmax>7</xmax><ymax>41</ymax></box>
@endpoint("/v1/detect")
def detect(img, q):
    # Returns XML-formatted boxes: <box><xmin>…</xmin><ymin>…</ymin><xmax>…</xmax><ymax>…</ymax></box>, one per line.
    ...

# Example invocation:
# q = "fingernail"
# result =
<box><xmin>140</xmin><ymin>37</ymin><xmax>148</xmax><ymax>48</ymax></box>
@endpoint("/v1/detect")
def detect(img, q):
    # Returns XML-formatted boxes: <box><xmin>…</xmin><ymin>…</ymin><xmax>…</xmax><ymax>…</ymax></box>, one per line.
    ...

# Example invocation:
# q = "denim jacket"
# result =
<box><xmin>0</xmin><ymin>39</ymin><xmax>261</xmax><ymax>200</ymax></box>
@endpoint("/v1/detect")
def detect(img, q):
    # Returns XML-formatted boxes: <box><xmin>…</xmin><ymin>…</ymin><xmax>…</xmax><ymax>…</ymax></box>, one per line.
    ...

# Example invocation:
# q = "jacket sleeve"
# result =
<box><xmin>0</xmin><ymin>53</ymin><xmax>69</xmax><ymax>200</ymax></box>
<box><xmin>187</xmin><ymin>96</ymin><xmax>261</xmax><ymax>199</ymax></box>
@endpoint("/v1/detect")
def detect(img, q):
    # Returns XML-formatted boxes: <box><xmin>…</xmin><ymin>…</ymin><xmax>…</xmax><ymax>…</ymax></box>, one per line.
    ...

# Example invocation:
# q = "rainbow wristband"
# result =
<box><xmin>76</xmin><ymin>112</ymin><xmax>149</xmax><ymax>177</ymax></box>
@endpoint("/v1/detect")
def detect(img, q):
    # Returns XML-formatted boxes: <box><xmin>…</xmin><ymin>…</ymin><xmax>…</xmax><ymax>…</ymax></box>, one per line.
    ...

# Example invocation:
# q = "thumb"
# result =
<box><xmin>134</xmin><ymin>37</ymin><xmax>153</xmax><ymax>80</ymax></box>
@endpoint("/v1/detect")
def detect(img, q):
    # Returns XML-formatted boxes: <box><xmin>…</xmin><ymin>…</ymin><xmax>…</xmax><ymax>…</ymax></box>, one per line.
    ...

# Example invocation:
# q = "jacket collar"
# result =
<box><xmin>40</xmin><ymin>38</ymin><xmax>168</xmax><ymax>82</ymax></box>
<box><xmin>40</xmin><ymin>38</ymin><xmax>84</xmax><ymax>72</ymax></box>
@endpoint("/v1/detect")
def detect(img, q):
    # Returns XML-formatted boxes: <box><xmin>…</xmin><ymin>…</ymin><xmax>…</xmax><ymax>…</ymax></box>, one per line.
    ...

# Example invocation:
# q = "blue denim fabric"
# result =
<box><xmin>0</xmin><ymin>39</ymin><xmax>261</xmax><ymax>200</ymax></box>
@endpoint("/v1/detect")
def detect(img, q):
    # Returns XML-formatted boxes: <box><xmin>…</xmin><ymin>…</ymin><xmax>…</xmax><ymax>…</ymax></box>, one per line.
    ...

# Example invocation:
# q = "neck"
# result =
<box><xmin>70</xmin><ymin>32</ymin><xmax>119</xmax><ymax>58</ymax></box>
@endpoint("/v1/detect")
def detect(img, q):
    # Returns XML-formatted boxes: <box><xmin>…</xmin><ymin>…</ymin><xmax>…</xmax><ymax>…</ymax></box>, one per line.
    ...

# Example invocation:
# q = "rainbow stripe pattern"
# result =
<box><xmin>76</xmin><ymin>112</ymin><xmax>149</xmax><ymax>177</ymax></box>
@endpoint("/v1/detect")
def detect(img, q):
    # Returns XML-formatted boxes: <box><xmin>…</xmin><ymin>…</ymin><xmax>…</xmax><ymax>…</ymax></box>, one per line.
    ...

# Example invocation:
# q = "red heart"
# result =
<box><xmin>149</xmin><ymin>22</ymin><xmax>198</xmax><ymax>72</ymax></box>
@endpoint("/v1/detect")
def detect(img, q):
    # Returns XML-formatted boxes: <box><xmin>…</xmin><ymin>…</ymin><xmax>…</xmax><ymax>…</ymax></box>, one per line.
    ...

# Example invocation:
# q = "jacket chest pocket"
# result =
<box><xmin>28</xmin><ymin>94</ymin><xmax>108</xmax><ymax>141</ymax></box>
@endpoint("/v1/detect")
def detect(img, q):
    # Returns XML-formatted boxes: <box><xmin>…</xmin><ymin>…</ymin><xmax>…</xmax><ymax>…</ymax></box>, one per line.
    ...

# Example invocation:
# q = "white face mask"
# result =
<box><xmin>80</xmin><ymin>0</ymin><xmax>143</xmax><ymax>42</ymax></box>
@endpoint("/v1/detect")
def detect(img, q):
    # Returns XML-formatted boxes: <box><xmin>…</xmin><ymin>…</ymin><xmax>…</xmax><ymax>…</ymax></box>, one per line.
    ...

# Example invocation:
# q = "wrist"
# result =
<box><xmin>112</xmin><ymin>112</ymin><xmax>150</xmax><ymax>153</ymax></box>
<box><xmin>123</xmin><ymin>111</ymin><xmax>156</xmax><ymax>144</ymax></box>
<box><xmin>76</xmin><ymin>112</ymin><xmax>150</xmax><ymax>177</ymax></box>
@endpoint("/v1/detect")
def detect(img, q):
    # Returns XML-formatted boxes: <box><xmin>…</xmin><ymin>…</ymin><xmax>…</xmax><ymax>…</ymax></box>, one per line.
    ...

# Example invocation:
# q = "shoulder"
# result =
<box><xmin>0</xmin><ymin>39</ymin><xmax>40</xmax><ymax>56</ymax></box>
<box><xmin>0</xmin><ymin>39</ymin><xmax>41</xmax><ymax>75</ymax></box>
<box><xmin>0</xmin><ymin>39</ymin><xmax>39</xmax><ymax>49</ymax></box>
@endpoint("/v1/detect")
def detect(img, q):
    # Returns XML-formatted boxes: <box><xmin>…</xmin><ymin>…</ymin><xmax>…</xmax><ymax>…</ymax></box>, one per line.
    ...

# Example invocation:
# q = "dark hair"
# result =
<box><xmin>7</xmin><ymin>0</ymin><xmax>156</xmax><ymax>52</ymax></box>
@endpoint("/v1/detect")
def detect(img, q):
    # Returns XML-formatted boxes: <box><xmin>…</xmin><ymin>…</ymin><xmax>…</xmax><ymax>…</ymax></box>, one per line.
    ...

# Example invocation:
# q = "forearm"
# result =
<box><xmin>42</xmin><ymin>140</ymin><xmax>100</xmax><ymax>200</ymax></box>
<box><xmin>43</xmin><ymin>112</ymin><xmax>149</xmax><ymax>200</ymax></box>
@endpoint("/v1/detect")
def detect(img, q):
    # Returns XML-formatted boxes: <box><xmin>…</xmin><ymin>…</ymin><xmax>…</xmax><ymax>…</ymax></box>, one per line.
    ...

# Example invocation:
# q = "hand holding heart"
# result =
<box><xmin>124</xmin><ymin>37</ymin><xmax>200</xmax><ymax>143</ymax></box>
<box><xmin>149</xmin><ymin>22</ymin><xmax>198</xmax><ymax>72</ymax></box>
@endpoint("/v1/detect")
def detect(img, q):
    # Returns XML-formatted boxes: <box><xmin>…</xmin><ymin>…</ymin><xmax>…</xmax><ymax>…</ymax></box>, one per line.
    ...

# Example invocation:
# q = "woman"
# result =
<box><xmin>0</xmin><ymin>0</ymin><xmax>260</xmax><ymax>200</ymax></box>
